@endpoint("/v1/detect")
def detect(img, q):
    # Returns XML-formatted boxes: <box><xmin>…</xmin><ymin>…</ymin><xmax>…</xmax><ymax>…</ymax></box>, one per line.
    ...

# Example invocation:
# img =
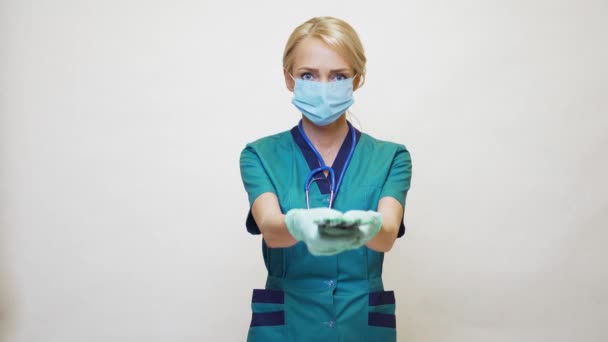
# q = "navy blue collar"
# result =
<box><xmin>290</xmin><ymin>122</ymin><xmax>361</xmax><ymax>195</ymax></box>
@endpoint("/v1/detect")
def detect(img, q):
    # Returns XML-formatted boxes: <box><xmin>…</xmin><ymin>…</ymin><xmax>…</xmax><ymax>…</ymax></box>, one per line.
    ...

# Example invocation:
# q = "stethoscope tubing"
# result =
<box><xmin>298</xmin><ymin>120</ymin><xmax>356</xmax><ymax>209</ymax></box>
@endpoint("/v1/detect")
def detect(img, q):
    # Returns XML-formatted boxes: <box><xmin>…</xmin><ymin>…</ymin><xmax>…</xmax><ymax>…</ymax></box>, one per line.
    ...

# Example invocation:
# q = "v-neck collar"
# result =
<box><xmin>290</xmin><ymin>122</ymin><xmax>361</xmax><ymax>195</ymax></box>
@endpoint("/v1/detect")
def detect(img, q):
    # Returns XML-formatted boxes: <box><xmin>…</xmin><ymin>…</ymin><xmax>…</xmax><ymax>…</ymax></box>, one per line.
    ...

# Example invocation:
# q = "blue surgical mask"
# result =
<box><xmin>290</xmin><ymin>75</ymin><xmax>355</xmax><ymax>126</ymax></box>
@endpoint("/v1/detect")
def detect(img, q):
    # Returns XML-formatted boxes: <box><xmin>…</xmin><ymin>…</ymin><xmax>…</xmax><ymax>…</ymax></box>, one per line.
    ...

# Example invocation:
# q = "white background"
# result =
<box><xmin>1</xmin><ymin>0</ymin><xmax>607</xmax><ymax>341</ymax></box>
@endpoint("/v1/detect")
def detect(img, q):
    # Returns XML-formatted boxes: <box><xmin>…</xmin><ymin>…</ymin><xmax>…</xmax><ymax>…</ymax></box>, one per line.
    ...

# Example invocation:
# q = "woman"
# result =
<box><xmin>240</xmin><ymin>16</ymin><xmax>412</xmax><ymax>341</ymax></box>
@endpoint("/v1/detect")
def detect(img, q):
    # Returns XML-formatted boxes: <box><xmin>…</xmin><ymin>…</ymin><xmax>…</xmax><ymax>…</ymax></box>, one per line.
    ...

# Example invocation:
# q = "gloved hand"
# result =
<box><xmin>285</xmin><ymin>208</ymin><xmax>360</xmax><ymax>256</ymax></box>
<box><xmin>285</xmin><ymin>208</ymin><xmax>341</xmax><ymax>241</ymax></box>
<box><xmin>285</xmin><ymin>208</ymin><xmax>383</xmax><ymax>256</ymax></box>
<box><xmin>342</xmin><ymin>210</ymin><xmax>383</xmax><ymax>246</ymax></box>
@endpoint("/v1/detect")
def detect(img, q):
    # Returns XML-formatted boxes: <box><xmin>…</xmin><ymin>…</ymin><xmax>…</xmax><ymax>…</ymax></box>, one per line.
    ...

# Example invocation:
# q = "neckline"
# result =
<box><xmin>290</xmin><ymin>122</ymin><xmax>361</xmax><ymax>195</ymax></box>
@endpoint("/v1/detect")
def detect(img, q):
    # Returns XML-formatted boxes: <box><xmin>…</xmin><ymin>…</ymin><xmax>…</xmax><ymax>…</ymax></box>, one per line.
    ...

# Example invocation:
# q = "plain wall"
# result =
<box><xmin>1</xmin><ymin>0</ymin><xmax>607</xmax><ymax>341</ymax></box>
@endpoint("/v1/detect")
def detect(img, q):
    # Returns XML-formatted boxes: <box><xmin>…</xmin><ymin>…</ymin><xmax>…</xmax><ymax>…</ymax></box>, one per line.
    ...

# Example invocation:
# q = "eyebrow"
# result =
<box><xmin>296</xmin><ymin>67</ymin><xmax>351</xmax><ymax>73</ymax></box>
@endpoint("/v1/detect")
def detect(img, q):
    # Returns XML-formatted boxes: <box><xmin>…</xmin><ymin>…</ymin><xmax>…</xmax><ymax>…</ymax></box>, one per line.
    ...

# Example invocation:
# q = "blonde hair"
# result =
<box><xmin>283</xmin><ymin>16</ymin><xmax>367</xmax><ymax>89</ymax></box>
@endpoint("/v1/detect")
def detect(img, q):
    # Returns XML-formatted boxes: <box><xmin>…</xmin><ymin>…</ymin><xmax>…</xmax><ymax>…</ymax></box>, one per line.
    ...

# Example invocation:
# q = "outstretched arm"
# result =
<box><xmin>365</xmin><ymin>197</ymin><xmax>403</xmax><ymax>253</ymax></box>
<box><xmin>251</xmin><ymin>192</ymin><xmax>298</xmax><ymax>248</ymax></box>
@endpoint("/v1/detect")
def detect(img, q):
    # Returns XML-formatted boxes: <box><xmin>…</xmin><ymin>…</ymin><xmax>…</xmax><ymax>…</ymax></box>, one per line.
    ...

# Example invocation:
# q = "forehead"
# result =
<box><xmin>292</xmin><ymin>36</ymin><xmax>351</xmax><ymax>71</ymax></box>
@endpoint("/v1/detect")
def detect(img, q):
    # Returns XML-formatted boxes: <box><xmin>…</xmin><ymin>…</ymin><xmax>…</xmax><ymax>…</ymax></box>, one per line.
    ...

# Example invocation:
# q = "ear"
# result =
<box><xmin>353</xmin><ymin>74</ymin><xmax>364</xmax><ymax>91</ymax></box>
<box><xmin>284</xmin><ymin>69</ymin><xmax>295</xmax><ymax>92</ymax></box>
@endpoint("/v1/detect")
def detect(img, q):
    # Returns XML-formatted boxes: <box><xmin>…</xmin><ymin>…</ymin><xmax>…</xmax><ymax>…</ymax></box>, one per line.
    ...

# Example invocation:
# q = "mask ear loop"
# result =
<box><xmin>288</xmin><ymin>73</ymin><xmax>297</xmax><ymax>84</ymax></box>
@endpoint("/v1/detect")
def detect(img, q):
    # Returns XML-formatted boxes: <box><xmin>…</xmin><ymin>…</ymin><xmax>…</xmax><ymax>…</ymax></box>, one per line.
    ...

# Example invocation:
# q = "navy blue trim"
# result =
<box><xmin>246</xmin><ymin>210</ymin><xmax>261</xmax><ymax>235</ymax></box>
<box><xmin>250</xmin><ymin>311</ymin><xmax>285</xmax><ymax>327</ymax></box>
<box><xmin>398</xmin><ymin>219</ymin><xmax>405</xmax><ymax>238</ymax></box>
<box><xmin>369</xmin><ymin>291</ymin><xmax>396</xmax><ymax>306</ymax></box>
<box><xmin>368</xmin><ymin>312</ymin><xmax>396</xmax><ymax>328</ymax></box>
<box><xmin>290</xmin><ymin>122</ymin><xmax>361</xmax><ymax>195</ymax></box>
<box><xmin>252</xmin><ymin>289</ymin><xmax>284</xmax><ymax>304</ymax></box>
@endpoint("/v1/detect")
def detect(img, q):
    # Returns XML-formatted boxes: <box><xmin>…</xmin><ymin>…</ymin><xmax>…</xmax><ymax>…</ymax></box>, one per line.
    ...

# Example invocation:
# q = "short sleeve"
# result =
<box><xmin>240</xmin><ymin>145</ymin><xmax>277</xmax><ymax>207</ymax></box>
<box><xmin>240</xmin><ymin>145</ymin><xmax>277</xmax><ymax>235</ymax></box>
<box><xmin>379</xmin><ymin>144</ymin><xmax>412</xmax><ymax>206</ymax></box>
<box><xmin>379</xmin><ymin>145</ymin><xmax>412</xmax><ymax>238</ymax></box>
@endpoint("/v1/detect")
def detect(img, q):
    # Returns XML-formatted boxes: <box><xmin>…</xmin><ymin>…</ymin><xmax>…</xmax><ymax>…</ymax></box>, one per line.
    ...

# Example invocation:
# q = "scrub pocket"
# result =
<box><xmin>247</xmin><ymin>289</ymin><xmax>286</xmax><ymax>342</ymax></box>
<box><xmin>367</xmin><ymin>290</ymin><xmax>397</xmax><ymax>341</ymax></box>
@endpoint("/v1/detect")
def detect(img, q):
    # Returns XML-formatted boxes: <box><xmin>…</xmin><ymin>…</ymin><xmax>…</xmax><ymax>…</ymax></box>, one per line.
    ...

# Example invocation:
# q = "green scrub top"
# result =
<box><xmin>240</xmin><ymin>123</ymin><xmax>412</xmax><ymax>342</ymax></box>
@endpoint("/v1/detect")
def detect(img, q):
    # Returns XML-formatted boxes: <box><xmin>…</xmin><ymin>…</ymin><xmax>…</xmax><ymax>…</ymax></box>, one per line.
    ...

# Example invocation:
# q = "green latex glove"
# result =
<box><xmin>285</xmin><ymin>208</ymin><xmax>360</xmax><ymax>256</ymax></box>
<box><xmin>284</xmin><ymin>208</ymin><xmax>340</xmax><ymax>241</ymax></box>
<box><xmin>285</xmin><ymin>208</ymin><xmax>383</xmax><ymax>256</ymax></box>
<box><xmin>342</xmin><ymin>210</ymin><xmax>383</xmax><ymax>246</ymax></box>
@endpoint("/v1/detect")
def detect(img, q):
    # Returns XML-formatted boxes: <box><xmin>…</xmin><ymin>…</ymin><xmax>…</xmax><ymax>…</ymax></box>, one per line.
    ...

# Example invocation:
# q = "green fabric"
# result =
<box><xmin>285</xmin><ymin>208</ymin><xmax>383</xmax><ymax>256</ymax></box>
<box><xmin>240</xmin><ymin>128</ymin><xmax>411</xmax><ymax>342</ymax></box>
<box><xmin>240</xmin><ymin>131</ymin><xmax>411</xmax><ymax>210</ymax></box>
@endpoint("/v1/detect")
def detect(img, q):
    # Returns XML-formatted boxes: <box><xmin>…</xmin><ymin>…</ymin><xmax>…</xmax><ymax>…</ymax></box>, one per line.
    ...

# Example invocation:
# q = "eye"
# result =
<box><xmin>300</xmin><ymin>72</ymin><xmax>315</xmax><ymax>81</ymax></box>
<box><xmin>333</xmin><ymin>73</ymin><xmax>348</xmax><ymax>81</ymax></box>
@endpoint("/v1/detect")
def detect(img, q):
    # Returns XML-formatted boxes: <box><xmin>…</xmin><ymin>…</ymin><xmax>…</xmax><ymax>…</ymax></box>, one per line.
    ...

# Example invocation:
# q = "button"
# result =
<box><xmin>327</xmin><ymin>280</ymin><xmax>335</xmax><ymax>287</ymax></box>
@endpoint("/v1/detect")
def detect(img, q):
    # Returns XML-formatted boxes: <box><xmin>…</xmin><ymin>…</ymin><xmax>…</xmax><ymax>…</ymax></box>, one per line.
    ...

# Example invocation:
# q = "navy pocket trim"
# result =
<box><xmin>369</xmin><ymin>291</ymin><xmax>395</xmax><ymax>306</ymax></box>
<box><xmin>250</xmin><ymin>311</ymin><xmax>285</xmax><ymax>327</ymax></box>
<box><xmin>252</xmin><ymin>289</ymin><xmax>284</xmax><ymax>304</ymax></box>
<box><xmin>368</xmin><ymin>312</ymin><xmax>396</xmax><ymax>328</ymax></box>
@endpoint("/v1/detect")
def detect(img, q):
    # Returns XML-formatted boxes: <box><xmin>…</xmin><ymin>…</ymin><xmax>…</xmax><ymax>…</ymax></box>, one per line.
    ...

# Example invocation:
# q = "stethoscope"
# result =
<box><xmin>298</xmin><ymin>120</ymin><xmax>356</xmax><ymax>209</ymax></box>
